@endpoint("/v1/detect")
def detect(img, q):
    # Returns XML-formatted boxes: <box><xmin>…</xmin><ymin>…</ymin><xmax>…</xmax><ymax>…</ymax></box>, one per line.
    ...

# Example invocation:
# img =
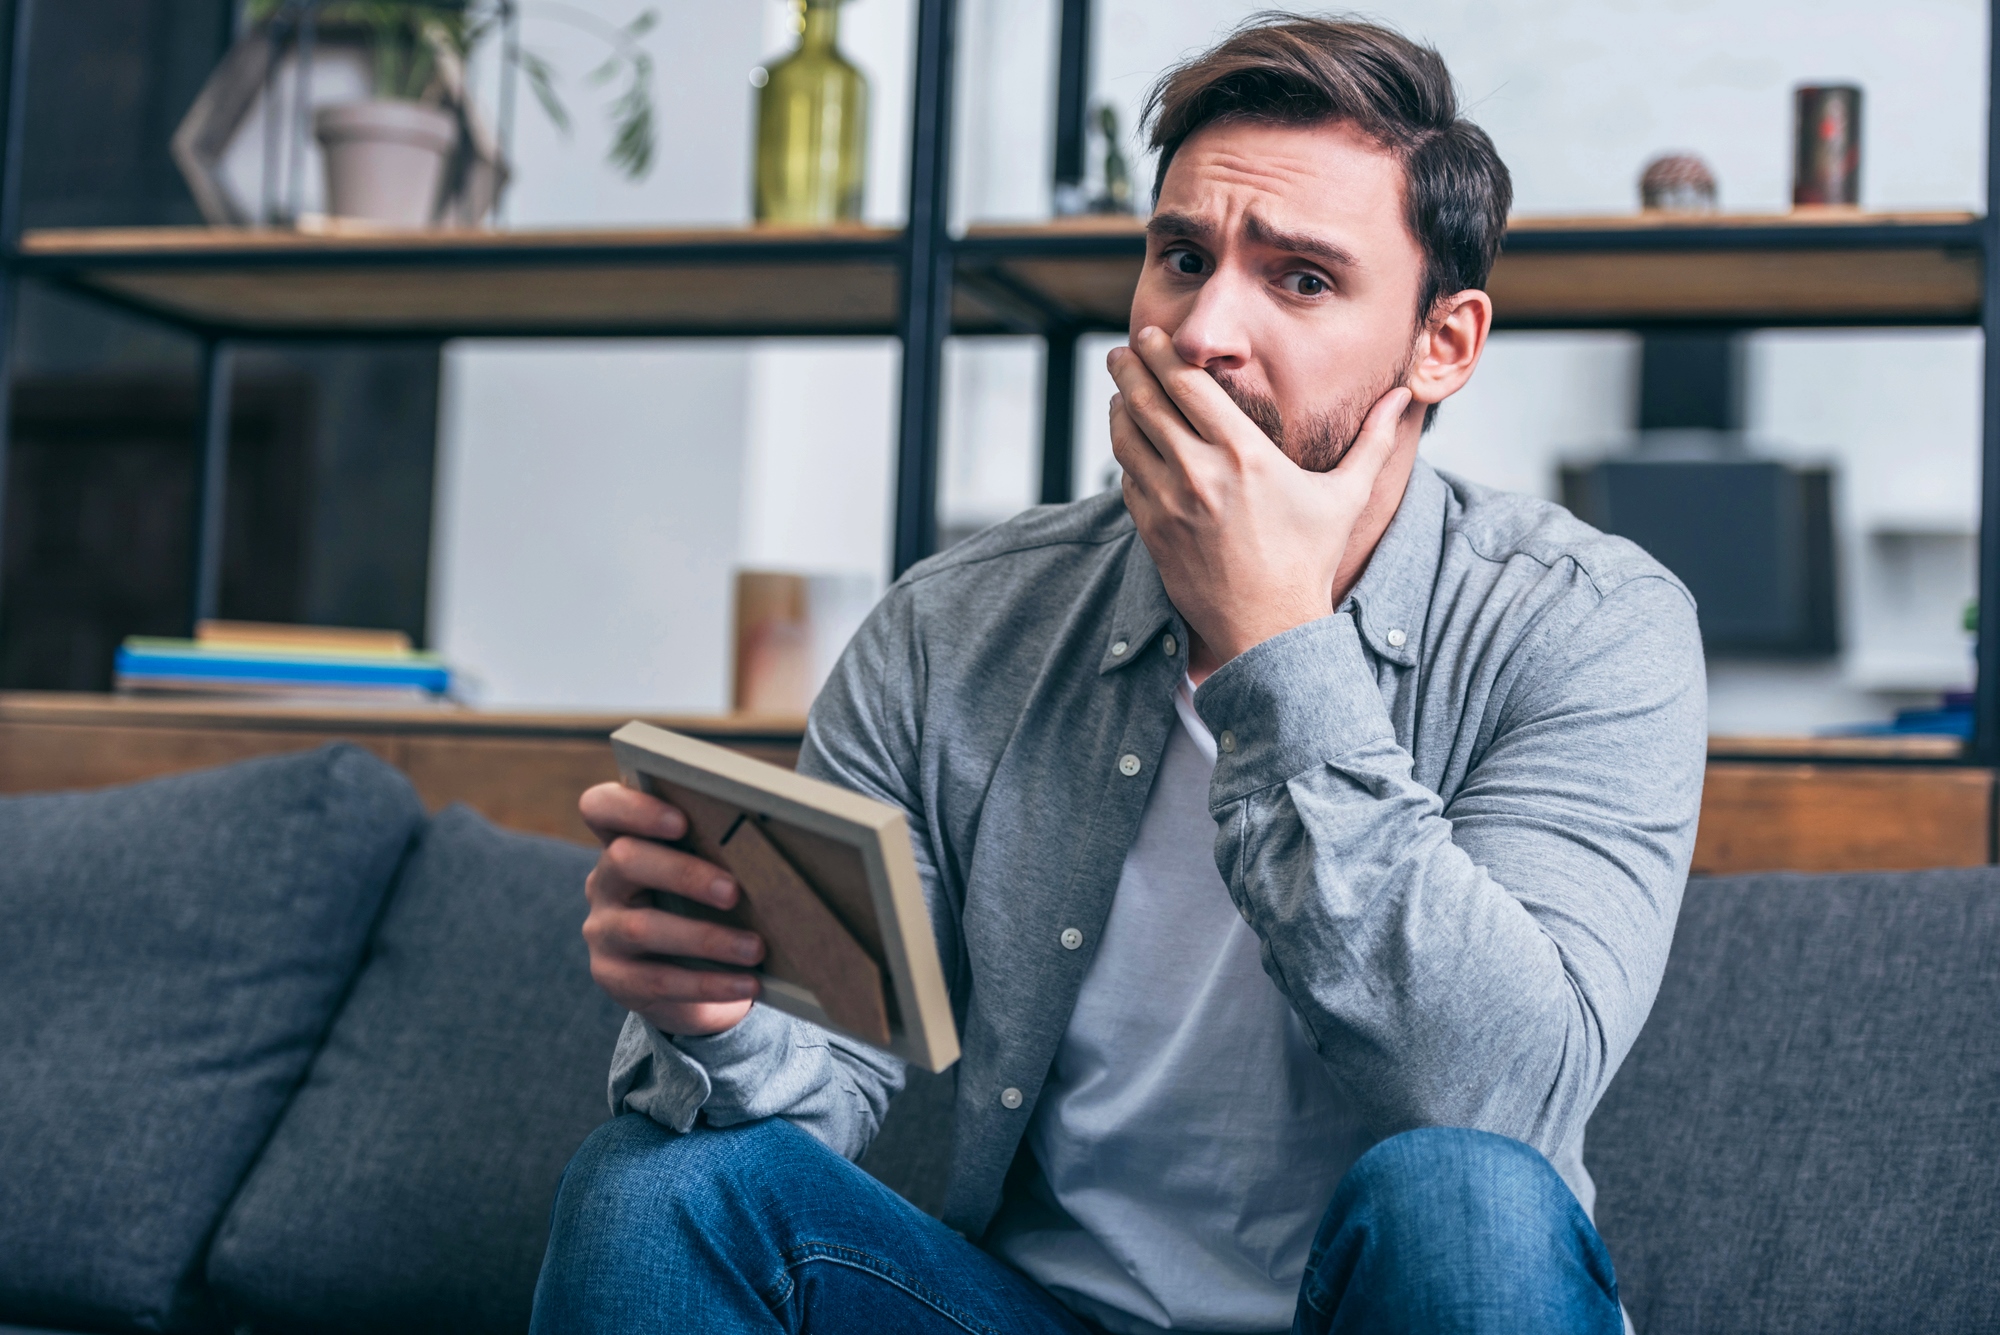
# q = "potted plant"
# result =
<box><xmin>240</xmin><ymin>0</ymin><xmax>658</xmax><ymax>227</ymax></box>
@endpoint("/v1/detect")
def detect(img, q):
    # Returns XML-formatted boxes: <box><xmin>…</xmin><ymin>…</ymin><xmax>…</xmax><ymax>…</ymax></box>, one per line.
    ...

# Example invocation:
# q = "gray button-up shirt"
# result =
<box><xmin>610</xmin><ymin>458</ymin><xmax>1707</xmax><ymax>1238</ymax></box>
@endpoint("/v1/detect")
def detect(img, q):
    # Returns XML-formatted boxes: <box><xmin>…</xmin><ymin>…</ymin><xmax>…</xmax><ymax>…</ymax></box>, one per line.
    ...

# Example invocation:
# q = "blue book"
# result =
<box><xmin>116</xmin><ymin>639</ymin><xmax>451</xmax><ymax>694</ymax></box>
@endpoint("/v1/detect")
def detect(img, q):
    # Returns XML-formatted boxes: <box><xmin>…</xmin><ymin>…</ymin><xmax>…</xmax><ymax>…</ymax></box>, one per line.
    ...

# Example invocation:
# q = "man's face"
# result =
<box><xmin>1129</xmin><ymin>117</ymin><xmax>1427</xmax><ymax>471</ymax></box>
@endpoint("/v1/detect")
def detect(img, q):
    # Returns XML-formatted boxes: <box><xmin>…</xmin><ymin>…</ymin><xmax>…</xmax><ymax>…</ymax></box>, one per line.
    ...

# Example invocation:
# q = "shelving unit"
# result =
<box><xmin>0</xmin><ymin>0</ymin><xmax>1998</xmax><ymax>763</ymax></box>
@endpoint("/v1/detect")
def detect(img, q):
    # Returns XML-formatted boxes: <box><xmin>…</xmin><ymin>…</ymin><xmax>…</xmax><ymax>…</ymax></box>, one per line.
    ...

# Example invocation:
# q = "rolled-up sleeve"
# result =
<box><xmin>1192</xmin><ymin>576</ymin><xmax>1706</xmax><ymax>1164</ymax></box>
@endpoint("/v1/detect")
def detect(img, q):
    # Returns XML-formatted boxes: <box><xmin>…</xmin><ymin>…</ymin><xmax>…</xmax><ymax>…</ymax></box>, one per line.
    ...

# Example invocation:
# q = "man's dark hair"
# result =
<box><xmin>1144</xmin><ymin>13</ymin><xmax>1512</xmax><ymax>369</ymax></box>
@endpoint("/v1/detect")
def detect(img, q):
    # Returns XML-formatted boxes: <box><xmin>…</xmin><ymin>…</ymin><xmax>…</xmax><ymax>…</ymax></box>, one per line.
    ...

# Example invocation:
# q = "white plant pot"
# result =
<box><xmin>313</xmin><ymin>100</ymin><xmax>457</xmax><ymax>227</ymax></box>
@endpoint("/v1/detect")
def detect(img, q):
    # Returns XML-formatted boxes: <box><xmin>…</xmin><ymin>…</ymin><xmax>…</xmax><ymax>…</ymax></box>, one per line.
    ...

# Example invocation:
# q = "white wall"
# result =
<box><xmin>434</xmin><ymin>0</ymin><xmax>765</xmax><ymax>710</ymax></box>
<box><xmin>432</xmin><ymin>343</ymin><xmax>748</xmax><ymax>707</ymax></box>
<box><xmin>432</xmin><ymin>0</ymin><xmax>1989</xmax><ymax>732</ymax></box>
<box><xmin>739</xmin><ymin>339</ymin><xmax>900</xmax><ymax>587</ymax></box>
<box><xmin>1088</xmin><ymin>0</ymin><xmax>1982</xmax><ymax>216</ymax></box>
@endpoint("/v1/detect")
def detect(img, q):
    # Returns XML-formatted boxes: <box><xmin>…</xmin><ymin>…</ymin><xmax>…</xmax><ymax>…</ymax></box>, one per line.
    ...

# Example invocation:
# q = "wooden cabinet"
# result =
<box><xmin>0</xmin><ymin>693</ymin><xmax>803</xmax><ymax>846</ymax></box>
<box><xmin>1</xmin><ymin>693</ymin><xmax>1989</xmax><ymax>873</ymax></box>
<box><xmin>1693</xmin><ymin>762</ymin><xmax>1991</xmax><ymax>874</ymax></box>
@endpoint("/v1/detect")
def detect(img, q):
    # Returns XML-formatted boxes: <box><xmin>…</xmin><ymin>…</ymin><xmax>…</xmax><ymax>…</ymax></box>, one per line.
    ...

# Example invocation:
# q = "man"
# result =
<box><xmin>534</xmin><ymin>15</ymin><xmax>1704</xmax><ymax>1335</ymax></box>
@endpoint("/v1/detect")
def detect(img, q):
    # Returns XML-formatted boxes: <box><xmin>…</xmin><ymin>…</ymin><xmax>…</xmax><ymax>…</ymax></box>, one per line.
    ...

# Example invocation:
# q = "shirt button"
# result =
<box><xmin>1219</xmin><ymin>730</ymin><xmax>1236</xmax><ymax>753</ymax></box>
<box><xmin>1059</xmin><ymin>927</ymin><xmax>1083</xmax><ymax>950</ymax></box>
<box><xmin>1118</xmin><ymin>753</ymin><xmax>1142</xmax><ymax>777</ymax></box>
<box><xmin>1386</xmin><ymin>628</ymin><xmax>1408</xmax><ymax>648</ymax></box>
<box><xmin>1162</xmin><ymin>634</ymin><xmax>1177</xmax><ymax>656</ymax></box>
<box><xmin>1000</xmin><ymin>1087</ymin><xmax>1024</xmax><ymax>1109</ymax></box>
<box><xmin>1110</xmin><ymin>639</ymin><xmax>1129</xmax><ymax>657</ymax></box>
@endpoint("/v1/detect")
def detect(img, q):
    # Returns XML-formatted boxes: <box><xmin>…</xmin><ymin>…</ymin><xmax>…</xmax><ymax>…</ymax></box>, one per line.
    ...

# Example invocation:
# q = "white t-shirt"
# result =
<box><xmin>986</xmin><ymin>681</ymin><xmax>1372</xmax><ymax>1333</ymax></box>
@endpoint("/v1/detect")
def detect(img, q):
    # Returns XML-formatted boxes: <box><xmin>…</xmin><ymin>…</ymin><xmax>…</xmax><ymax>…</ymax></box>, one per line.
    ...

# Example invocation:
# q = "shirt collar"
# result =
<box><xmin>1099</xmin><ymin>523</ymin><xmax>1178</xmax><ymax>674</ymax></box>
<box><xmin>1343</xmin><ymin>457</ymin><xmax>1449</xmax><ymax>668</ymax></box>
<box><xmin>1097</xmin><ymin>457</ymin><xmax>1449</xmax><ymax>675</ymax></box>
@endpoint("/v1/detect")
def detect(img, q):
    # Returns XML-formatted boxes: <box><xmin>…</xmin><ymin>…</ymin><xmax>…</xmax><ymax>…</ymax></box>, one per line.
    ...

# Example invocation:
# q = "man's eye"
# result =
<box><xmin>1167</xmin><ymin>248</ymin><xmax>1206</xmax><ymax>275</ymax></box>
<box><xmin>1284</xmin><ymin>272</ymin><xmax>1329</xmax><ymax>296</ymax></box>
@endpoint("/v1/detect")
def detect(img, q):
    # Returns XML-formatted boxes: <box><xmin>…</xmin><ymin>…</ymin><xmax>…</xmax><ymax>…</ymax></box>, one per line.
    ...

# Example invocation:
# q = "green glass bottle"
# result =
<box><xmin>754</xmin><ymin>0</ymin><xmax>869</xmax><ymax>225</ymax></box>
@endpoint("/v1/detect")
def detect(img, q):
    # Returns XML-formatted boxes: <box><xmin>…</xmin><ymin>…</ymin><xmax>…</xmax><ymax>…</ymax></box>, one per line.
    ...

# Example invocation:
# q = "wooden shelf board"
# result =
<box><xmin>20</xmin><ymin>225</ymin><xmax>914</xmax><ymax>336</ymax></box>
<box><xmin>0</xmin><ymin>689</ymin><xmax>807</xmax><ymax>742</ymax></box>
<box><xmin>1707</xmin><ymin>732</ymin><xmax>1968</xmax><ymax>762</ymax></box>
<box><xmin>19</xmin><ymin>223</ymin><xmax>897</xmax><ymax>257</ymax></box>
<box><xmin>12</xmin><ymin>212</ymin><xmax>1985</xmax><ymax>337</ymax></box>
<box><xmin>1505</xmin><ymin>208</ymin><xmax>1978</xmax><ymax>234</ymax></box>
<box><xmin>17</xmin><ymin>223</ymin><xmax>1017</xmax><ymax>337</ymax></box>
<box><xmin>87</xmin><ymin>264</ymin><xmax>903</xmax><ymax>336</ymax></box>
<box><xmin>965</xmin><ymin>212</ymin><xmax>1984</xmax><ymax>328</ymax></box>
<box><xmin>1491</xmin><ymin>248</ymin><xmax>1978</xmax><ymax>325</ymax></box>
<box><xmin>968</xmin><ymin>209</ymin><xmax>1980</xmax><ymax>242</ymax></box>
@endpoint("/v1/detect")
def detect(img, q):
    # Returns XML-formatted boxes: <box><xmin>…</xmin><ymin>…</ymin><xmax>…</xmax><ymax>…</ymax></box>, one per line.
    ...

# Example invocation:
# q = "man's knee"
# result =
<box><xmin>1300</xmin><ymin>1128</ymin><xmax>1619</xmax><ymax>1333</ymax></box>
<box><xmin>535</xmin><ymin>1115</ymin><xmax>829</xmax><ymax>1332</ymax></box>
<box><xmin>551</xmin><ymin>1113</ymin><xmax>811</xmax><ymax>1244</ymax></box>
<box><xmin>1336</xmin><ymin>1127</ymin><xmax>1578</xmax><ymax>1237</ymax></box>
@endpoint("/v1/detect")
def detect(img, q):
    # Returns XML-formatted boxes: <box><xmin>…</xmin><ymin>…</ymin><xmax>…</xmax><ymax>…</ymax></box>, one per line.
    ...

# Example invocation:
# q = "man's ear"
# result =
<box><xmin>1406</xmin><ymin>289</ymin><xmax>1493</xmax><ymax>411</ymax></box>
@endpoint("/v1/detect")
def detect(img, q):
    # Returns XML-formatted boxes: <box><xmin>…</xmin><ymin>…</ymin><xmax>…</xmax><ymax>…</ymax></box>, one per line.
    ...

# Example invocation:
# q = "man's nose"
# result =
<box><xmin>1170</xmin><ymin>270</ymin><xmax>1254</xmax><ymax>372</ymax></box>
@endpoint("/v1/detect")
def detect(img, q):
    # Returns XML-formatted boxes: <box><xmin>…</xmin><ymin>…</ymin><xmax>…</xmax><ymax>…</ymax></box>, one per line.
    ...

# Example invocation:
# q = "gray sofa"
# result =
<box><xmin>1</xmin><ymin>745</ymin><xmax>1993</xmax><ymax>1333</ymax></box>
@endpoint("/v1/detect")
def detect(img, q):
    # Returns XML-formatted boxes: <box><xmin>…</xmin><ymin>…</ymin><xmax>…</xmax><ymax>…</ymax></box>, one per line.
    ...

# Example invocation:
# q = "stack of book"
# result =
<box><xmin>115</xmin><ymin>621</ymin><xmax>454</xmax><ymax>703</ymax></box>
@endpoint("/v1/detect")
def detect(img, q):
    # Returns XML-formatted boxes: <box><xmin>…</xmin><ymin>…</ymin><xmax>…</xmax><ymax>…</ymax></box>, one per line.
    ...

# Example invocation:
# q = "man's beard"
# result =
<box><xmin>1211</xmin><ymin>353</ymin><xmax>1414</xmax><ymax>473</ymax></box>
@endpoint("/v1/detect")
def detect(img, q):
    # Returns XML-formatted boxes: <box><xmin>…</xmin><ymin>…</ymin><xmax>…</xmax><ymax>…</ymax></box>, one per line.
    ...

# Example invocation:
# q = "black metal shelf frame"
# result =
<box><xmin>1</xmin><ymin>0</ymin><xmax>1998</xmax><ymax>762</ymax></box>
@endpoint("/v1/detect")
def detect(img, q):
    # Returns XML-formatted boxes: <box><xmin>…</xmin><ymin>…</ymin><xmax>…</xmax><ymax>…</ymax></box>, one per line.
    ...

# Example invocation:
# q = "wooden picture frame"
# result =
<box><xmin>610</xmin><ymin>721</ymin><xmax>959</xmax><ymax>1073</ymax></box>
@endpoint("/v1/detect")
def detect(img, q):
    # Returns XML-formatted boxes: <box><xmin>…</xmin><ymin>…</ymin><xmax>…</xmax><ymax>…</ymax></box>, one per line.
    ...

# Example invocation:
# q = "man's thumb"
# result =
<box><xmin>1338</xmin><ymin>386</ymin><xmax>1413</xmax><ymax>478</ymax></box>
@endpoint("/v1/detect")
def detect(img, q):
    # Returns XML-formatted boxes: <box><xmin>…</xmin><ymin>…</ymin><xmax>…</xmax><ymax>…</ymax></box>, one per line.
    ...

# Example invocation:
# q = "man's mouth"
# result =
<box><xmin>1209</xmin><ymin>370</ymin><xmax>1349</xmax><ymax>473</ymax></box>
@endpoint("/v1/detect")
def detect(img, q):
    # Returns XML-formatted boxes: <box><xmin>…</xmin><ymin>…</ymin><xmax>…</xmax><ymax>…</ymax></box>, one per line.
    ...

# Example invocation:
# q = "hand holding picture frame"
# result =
<box><xmin>610</xmin><ymin>722</ymin><xmax>960</xmax><ymax>1073</ymax></box>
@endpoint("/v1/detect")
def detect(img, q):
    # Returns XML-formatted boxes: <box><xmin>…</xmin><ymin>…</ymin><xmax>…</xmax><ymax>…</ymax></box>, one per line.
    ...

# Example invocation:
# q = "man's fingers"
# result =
<box><xmin>1128</xmin><ymin>324</ymin><xmax>1262</xmax><ymax>447</ymax></box>
<box><xmin>579</xmin><ymin>781</ymin><xmax>687</xmax><ymax>847</ymax></box>
<box><xmin>1107</xmin><ymin>343</ymin><xmax>1205</xmax><ymax>468</ymax></box>
<box><xmin>593</xmin><ymin>901</ymin><xmax>764</xmax><ymax>968</ymax></box>
<box><xmin>590</xmin><ymin>837</ymin><xmax>738</xmax><ymax>910</ymax></box>
<box><xmin>590</xmin><ymin>953</ymin><xmax>761</xmax><ymax>1007</ymax></box>
<box><xmin>1109</xmin><ymin>393</ymin><xmax>1169</xmax><ymax>488</ymax></box>
<box><xmin>1119</xmin><ymin>468</ymin><xmax>1144</xmax><ymax>520</ymax></box>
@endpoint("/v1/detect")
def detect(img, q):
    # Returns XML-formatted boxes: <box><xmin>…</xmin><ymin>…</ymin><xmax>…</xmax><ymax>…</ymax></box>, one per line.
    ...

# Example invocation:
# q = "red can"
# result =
<box><xmin>1793</xmin><ymin>85</ymin><xmax>1862</xmax><ymax>206</ymax></box>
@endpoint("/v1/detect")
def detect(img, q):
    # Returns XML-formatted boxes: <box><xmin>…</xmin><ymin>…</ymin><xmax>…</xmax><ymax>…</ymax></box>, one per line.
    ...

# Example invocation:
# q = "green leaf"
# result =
<box><xmin>608</xmin><ymin>107</ymin><xmax>654</xmax><ymax>179</ymax></box>
<box><xmin>520</xmin><ymin>50</ymin><xmax>571</xmax><ymax>135</ymax></box>
<box><xmin>606</xmin><ymin>54</ymin><xmax>655</xmax><ymax>179</ymax></box>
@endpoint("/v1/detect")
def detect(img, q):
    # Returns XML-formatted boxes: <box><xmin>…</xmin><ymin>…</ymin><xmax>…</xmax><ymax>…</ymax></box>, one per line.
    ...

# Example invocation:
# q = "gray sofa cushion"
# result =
<box><xmin>0</xmin><ymin>745</ymin><xmax>425</xmax><ymax>1334</ymax></box>
<box><xmin>1588</xmin><ymin>868</ymin><xmax>2000</xmax><ymax>1334</ymax></box>
<box><xmin>206</xmin><ymin>805</ymin><xmax>623</xmax><ymax>1335</ymax></box>
<box><xmin>859</xmin><ymin>1067</ymin><xmax>957</xmax><ymax>1216</ymax></box>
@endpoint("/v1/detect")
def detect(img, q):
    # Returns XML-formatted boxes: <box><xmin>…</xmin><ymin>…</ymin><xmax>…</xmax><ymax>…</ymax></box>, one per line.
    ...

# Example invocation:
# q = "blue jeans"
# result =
<box><xmin>531</xmin><ymin>1115</ymin><xmax>1622</xmax><ymax>1334</ymax></box>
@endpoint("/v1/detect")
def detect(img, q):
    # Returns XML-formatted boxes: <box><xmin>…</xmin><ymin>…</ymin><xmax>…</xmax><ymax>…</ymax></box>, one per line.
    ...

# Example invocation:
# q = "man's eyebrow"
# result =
<box><xmin>1145</xmin><ymin>211</ymin><xmax>1216</xmax><ymax>247</ymax></box>
<box><xmin>1144</xmin><ymin>210</ymin><xmax>1360</xmax><ymax>271</ymax></box>
<box><xmin>1242</xmin><ymin>214</ymin><xmax>1359</xmax><ymax>270</ymax></box>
